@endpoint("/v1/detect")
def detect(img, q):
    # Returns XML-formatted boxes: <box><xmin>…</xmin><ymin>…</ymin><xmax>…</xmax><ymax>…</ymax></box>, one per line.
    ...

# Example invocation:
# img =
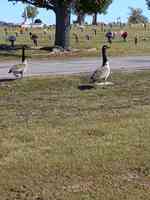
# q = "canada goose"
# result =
<box><xmin>90</xmin><ymin>45</ymin><xmax>110</xmax><ymax>83</ymax></box>
<box><xmin>8</xmin><ymin>46</ymin><xmax>28</xmax><ymax>78</ymax></box>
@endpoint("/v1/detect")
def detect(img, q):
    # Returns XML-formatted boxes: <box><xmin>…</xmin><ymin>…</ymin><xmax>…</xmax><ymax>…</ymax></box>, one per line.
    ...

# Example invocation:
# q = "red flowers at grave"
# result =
<box><xmin>121</xmin><ymin>31</ymin><xmax>128</xmax><ymax>41</ymax></box>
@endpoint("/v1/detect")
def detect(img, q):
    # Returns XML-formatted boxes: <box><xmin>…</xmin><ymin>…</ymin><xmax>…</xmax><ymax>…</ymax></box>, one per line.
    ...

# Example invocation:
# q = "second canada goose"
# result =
<box><xmin>8</xmin><ymin>46</ymin><xmax>28</xmax><ymax>78</ymax></box>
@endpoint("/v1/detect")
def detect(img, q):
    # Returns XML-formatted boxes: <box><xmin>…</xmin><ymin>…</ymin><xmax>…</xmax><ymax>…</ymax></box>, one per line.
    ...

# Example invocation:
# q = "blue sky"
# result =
<box><xmin>1</xmin><ymin>0</ymin><xmax>150</xmax><ymax>24</ymax></box>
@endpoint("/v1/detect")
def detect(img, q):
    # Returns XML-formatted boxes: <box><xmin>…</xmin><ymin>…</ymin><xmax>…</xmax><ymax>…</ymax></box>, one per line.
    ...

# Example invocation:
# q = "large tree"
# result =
<box><xmin>128</xmin><ymin>7</ymin><xmax>148</xmax><ymax>24</ymax></box>
<box><xmin>74</xmin><ymin>0</ymin><xmax>112</xmax><ymax>25</ymax></box>
<box><xmin>9</xmin><ymin>0</ymin><xmax>113</xmax><ymax>49</ymax></box>
<box><xmin>92</xmin><ymin>0</ymin><xmax>112</xmax><ymax>25</ymax></box>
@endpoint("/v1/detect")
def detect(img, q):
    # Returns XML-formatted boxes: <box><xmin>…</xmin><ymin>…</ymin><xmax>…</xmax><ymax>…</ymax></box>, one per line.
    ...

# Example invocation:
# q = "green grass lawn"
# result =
<box><xmin>1</xmin><ymin>24</ymin><xmax>150</xmax><ymax>59</ymax></box>
<box><xmin>0</xmin><ymin>71</ymin><xmax>150</xmax><ymax>199</ymax></box>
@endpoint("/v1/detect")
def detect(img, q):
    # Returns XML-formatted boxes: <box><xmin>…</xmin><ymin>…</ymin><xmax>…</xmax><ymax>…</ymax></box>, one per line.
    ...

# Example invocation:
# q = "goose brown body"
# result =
<box><xmin>90</xmin><ymin>45</ymin><xmax>110</xmax><ymax>83</ymax></box>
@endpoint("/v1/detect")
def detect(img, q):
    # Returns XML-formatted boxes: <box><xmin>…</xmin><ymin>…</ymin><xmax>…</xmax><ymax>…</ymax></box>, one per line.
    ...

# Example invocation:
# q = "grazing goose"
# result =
<box><xmin>8</xmin><ymin>46</ymin><xmax>28</xmax><ymax>78</ymax></box>
<box><xmin>90</xmin><ymin>45</ymin><xmax>110</xmax><ymax>83</ymax></box>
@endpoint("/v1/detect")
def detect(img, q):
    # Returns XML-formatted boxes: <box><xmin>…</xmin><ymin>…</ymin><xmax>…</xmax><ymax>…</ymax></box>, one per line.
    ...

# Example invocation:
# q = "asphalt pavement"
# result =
<box><xmin>0</xmin><ymin>56</ymin><xmax>150</xmax><ymax>79</ymax></box>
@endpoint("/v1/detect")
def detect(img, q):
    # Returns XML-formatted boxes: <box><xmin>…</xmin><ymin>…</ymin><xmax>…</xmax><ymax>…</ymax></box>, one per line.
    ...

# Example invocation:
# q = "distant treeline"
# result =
<box><xmin>0</xmin><ymin>21</ymin><xmax>17</xmax><ymax>27</ymax></box>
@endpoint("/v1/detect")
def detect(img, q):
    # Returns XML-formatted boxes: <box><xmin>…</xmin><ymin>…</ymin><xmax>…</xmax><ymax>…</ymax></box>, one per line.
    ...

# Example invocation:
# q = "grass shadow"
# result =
<box><xmin>40</xmin><ymin>46</ymin><xmax>54</xmax><ymax>51</ymax></box>
<box><xmin>78</xmin><ymin>84</ymin><xmax>95</xmax><ymax>90</ymax></box>
<box><xmin>0</xmin><ymin>78</ymin><xmax>15</xmax><ymax>83</ymax></box>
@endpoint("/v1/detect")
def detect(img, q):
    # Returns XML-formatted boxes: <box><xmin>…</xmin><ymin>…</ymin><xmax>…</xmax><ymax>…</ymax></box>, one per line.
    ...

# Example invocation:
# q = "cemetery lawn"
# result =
<box><xmin>0</xmin><ymin>70</ymin><xmax>150</xmax><ymax>199</ymax></box>
<box><xmin>1</xmin><ymin>24</ymin><xmax>150</xmax><ymax>59</ymax></box>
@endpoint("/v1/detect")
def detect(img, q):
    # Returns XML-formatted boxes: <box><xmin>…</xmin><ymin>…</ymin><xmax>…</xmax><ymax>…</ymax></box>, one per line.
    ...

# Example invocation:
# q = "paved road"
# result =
<box><xmin>0</xmin><ymin>56</ymin><xmax>150</xmax><ymax>79</ymax></box>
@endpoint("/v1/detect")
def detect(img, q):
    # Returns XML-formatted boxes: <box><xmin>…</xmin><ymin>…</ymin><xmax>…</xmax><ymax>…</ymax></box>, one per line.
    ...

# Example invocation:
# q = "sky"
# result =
<box><xmin>1</xmin><ymin>0</ymin><xmax>150</xmax><ymax>25</ymax></box>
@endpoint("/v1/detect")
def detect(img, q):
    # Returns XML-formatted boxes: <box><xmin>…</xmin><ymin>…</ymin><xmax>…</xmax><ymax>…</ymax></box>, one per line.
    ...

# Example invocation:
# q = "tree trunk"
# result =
<box><xmin>54</xmin><ymin>5</ymin><xmax>71</xmax><ymax>49</ymax></box>
<box><xmin>92</xmin><ymin>12</ymin><xmax>98</xmax><ymax>25</ymax></box>
<box><xmin>76</xmin><ymin>13</ymin><xmax>85</xmax><ymax>25</ymax></box>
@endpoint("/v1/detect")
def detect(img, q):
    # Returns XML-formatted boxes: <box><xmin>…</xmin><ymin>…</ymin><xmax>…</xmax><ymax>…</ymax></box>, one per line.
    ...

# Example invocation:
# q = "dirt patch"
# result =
<box><xmin>121</xmin><ymin>171</ymin><xmax>150</xmax><ymax>189</ymax></box>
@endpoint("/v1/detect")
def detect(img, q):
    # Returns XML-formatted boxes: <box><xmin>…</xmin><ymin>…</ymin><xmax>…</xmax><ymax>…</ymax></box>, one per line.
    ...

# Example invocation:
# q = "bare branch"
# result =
<box><xmin>8</xmin><ymin>0</ymin><xmax>55</xmax><ymax>10</ymax></box>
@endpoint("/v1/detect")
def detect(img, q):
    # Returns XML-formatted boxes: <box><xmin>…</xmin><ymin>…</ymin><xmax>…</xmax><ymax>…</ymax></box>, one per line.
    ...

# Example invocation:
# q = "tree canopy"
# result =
<box><xmin>128</xmin><ymin>7</ymin><xmax>148</xmax><ymax>24</ymax></box>
<box><xmin>146</xmin><ymin>0</ymin><xmax>150</xmax><ymax>9</ymax></box>
<box><xmin>74</xmin><ymin>0</ymin><xmax>112</xmax><ymax>25</ymax></box>
<box><xmin>9</xmin><ymin>0</ymin><xmax>112</xmax><ymax>14</ymax></box>
<box><xmin>75</xmin><ymin>0</ymin><xmax>112</xmax><ymax>14</ymax></box>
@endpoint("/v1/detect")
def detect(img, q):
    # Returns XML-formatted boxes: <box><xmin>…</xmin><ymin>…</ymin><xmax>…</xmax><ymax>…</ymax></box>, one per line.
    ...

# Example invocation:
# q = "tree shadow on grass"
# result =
<box><xmin>0</xmin><ymin>44</ymin><xmax>31</xmax><ymax>59</ymax></box>
<box><xmin>40</xmin><ymin>46</ymin><xmax>64</xmax><ymax>51</ymax></box>
<box><xmin>0</xmin><ymin>44</ymin><xmax>30</xmax><ymax>51</ymax></box>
